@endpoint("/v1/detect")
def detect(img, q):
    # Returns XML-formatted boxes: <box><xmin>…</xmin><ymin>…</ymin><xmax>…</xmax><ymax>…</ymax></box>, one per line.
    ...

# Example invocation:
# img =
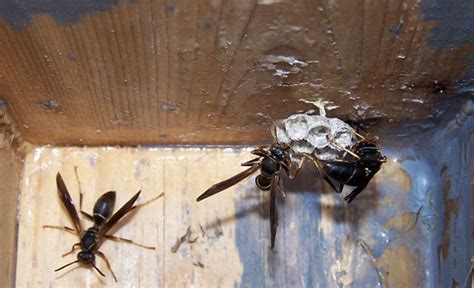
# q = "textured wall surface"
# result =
<box><xmin>0</xmin><ymin>0</ymin><xmax>472</xmax><ymax>145</ymax></box>
<box><xmin>0</xmin><ymin>109</ymin><xmax>24</xmax><ymax>287</ymax></box>
<box><xmin>15</xmin><ymin>100</ymin><xmax>473</xmax><ymax>286</ymax></box>
<box><xmin>0</xmin><ymin>149</ymin><xmax>21</xmax><ymax>287</ymax></box>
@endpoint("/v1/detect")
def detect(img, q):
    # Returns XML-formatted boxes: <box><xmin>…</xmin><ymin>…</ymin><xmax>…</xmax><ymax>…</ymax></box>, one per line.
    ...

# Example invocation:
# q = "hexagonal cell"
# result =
<box><xmin>272</xmin><ymin>103</ymin><xmax>357</xmax><ymax>161</ymax></box>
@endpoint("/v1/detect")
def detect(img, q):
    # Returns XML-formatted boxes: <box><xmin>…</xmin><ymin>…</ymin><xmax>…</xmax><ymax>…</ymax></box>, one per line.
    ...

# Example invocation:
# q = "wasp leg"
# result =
<box><xmin>272</xmin><ymin>151</ymin><xmax>344</xmax><ymax>195</ymax></box>
<box><xmin>74</xmin><ymin>166</ymin><xmax>93</xmax><ymax>220</ymax></box>
<box><xmin>96</xmin><ymin>251</ymin><xmax>118</xmax><ymax>282</ymax></box>
<box><xmin>104</xmin><ymin>235</ymin><xmax>155</xmax><ymax>250</ymax></box>
<box><xmin>42</xmin><ymin>225</ymin><xmax>77</xmax><ymax>235</ymax></box>
<box><xmin>328</xmin><ymin>136</ymin><xmax>360</xmax><ymax>159</ymax></box>
<box><xmin>129</xmin><ymin>192</ymin><xmax>164</xmax><ymax>213</ymax></box>
<box><xmin>287</xmin><ymin>155</ymin><xmax>309</xmax><ymax>179</ymax></box>
<box><xmin>62</xmin><ymin>243</ymin><xmax>81</xmax><ymax>257</ymax></box>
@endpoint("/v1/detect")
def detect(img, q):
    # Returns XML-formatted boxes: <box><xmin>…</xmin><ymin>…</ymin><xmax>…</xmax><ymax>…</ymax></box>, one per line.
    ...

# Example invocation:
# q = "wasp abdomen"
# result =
<box><xmin>93</xmin><ymin>191</ymin><xmax>116</xmax><ymax>225</ymax></box>
<box><xmin>255</xmin><ymin>175</ymin><xmax>272</xmax><ymax>190</ymax></box>
<box><xmin>324</xmin><ymin>162</ymin><xmax>366</xmax><ymax>186</ymax></box>
<box><xmin>256</xmin><ymin>158</ymin><xmax>280</xmax><ymax>190</ymax></box>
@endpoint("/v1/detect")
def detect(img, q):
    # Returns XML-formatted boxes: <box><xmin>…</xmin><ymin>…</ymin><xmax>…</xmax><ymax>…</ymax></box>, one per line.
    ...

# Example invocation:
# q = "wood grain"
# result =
<box><xmin>0</xmin><ymin>149</ymin><xmax>21</xmax><ymax>287</ymax></box>
<box><xmin>0</xmin><ymin>0</ymin><xmax>472</xmax><ymax>145</ymax></box>
<box><xmin>16</xmin><ymin>144</ymin><xmax>473</xmax><ymax>287</ymax></box>
<box><xmin>16</xmin><ymin>147</ymin><xmax>250</xmax><ymax>286</ymax></box>
<box><xmin>0</xmin><ymin>109</ymin><xmax>24</xmax><ymax>287</ymax></box>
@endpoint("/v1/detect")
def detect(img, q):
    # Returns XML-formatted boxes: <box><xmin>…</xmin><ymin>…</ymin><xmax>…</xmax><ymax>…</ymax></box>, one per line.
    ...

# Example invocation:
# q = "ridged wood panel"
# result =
<box><xmin>0</xmin><ymin>149</ymin><xmax>21</xmax><ymax>287</ymax></box>
<box><xmin>0</xmin><ymin>0</ymin><xmax>472</xmax><ymax>145</ymax></box>
<box><xmin>17</xmin><ymin>143</ymin><xmax>474</xmax><ymax>287</ymax></box>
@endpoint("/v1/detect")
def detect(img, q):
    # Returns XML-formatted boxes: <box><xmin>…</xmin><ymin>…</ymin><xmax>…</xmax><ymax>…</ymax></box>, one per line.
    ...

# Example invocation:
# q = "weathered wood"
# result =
<box><xmin>16</xmin><ymin>147</ymin><xmax>249</xmax><ymax>286</ymax></box>
<box><xmin>15</xmin><ymin>140</ymin><xmax>473</xmax><ymax>287</ymax></box>
<box><xmin>0</xmin><ymin>149</ymin><xmax>21</xmax><ymax>287</ymax></box>
<box><xmin>0</xmin><ymin>110</ymin><xmax>23</xmax><ymax>287</ymax></box>
<box><xmin>0</xmin><ymin>0</ymin><xmax>472</xmax><ymax>145</ymax></box>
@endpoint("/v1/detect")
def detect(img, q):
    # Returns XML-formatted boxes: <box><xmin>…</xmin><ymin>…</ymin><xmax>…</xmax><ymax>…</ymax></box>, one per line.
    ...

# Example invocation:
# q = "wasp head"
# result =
<box><xmin>77</xmin><ymin>251</ymin><xmax>95</xmax><ymax>265</ymax></box>
<box><xmin>269</xmin><ymin>143</ymin><xmax>291</xmax><ymax>173</ymax></box>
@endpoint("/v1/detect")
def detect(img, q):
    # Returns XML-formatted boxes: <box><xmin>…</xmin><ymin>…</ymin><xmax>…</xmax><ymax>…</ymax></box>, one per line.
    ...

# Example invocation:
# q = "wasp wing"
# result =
<box><xmin>241</xmin><ymin>157</ymin><xmax>261</xmax><ymax>167</ymax></box>
<box><xmin>269</xmin><ymin>173</ymin><xmax>279</xmax><ymax>249</ymax></box>
<box><xmin>99</xmin><ymin>190</ymin><xmax>141</xmax><ymax>237</ymax></box>
<box><xmin>56</xmin><ymin>173</ymin><xmax>83</xmax><ymax>234</ymax></box>
<box><xmin>196</xmin><ymin>164</ymin><xmax>261</xmax><ymax>202</ymax></box>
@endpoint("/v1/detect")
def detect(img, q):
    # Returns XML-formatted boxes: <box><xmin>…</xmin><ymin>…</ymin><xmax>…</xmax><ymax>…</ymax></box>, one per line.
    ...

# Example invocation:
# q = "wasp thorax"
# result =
<box><xmin>261</xmin><ymin>157</ymin><xmax>280</xmax><ymax>175</ymax></box>
<box><xmin>81</xmin><ymin>229</ymin><xmax>97</xmax><ymax>251</ymax></box>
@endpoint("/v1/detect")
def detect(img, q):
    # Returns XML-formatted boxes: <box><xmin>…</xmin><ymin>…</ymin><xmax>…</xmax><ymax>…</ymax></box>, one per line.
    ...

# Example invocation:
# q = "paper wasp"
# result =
<box><xmin>196</xmin><ymin>143</ymin><xmax>292</xmax><ymax>249</ymax></box>
<box><xmin>43</xmin><ymin>170</ymin><xmax>163</xmax><ymax>281</ymax></box>
<box><xmin>313</xmin><ymin>134</ymin><xmax>387</xmax><ymax>203</ymax></box>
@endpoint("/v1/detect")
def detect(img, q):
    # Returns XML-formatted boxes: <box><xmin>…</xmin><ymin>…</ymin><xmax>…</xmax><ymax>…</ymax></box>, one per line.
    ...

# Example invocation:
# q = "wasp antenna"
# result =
<box><xmin>54</xmin><ymin>260</ymin><xmax>80</xmax><ymax>272</ymax></box>
<box><xmin>93</xmin><ymin>264</ymin><xmax>106</xmax><ymax>277</ymax></box>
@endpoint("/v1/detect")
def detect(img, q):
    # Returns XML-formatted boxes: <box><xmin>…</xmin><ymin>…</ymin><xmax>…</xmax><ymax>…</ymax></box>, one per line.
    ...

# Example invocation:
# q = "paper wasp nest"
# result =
<box><xmin>272</xmin><ymin>99</ymin><xmax>357</xmax><ymax>161</ymax></box>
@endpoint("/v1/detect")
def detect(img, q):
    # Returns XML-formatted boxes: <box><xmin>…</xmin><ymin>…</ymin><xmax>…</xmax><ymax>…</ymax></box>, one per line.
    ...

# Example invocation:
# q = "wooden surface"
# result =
<box><xmin>0</xmin><ymin>149</ymin><xmax>21</xmax><ymax>287</ymax></box>
<box><xmin>0</xmin><ymin>0</ymin><xmax>472</xmax><ymax>145</ymax></box>
<box><xmin>0</xmin><ymin>109</ymin><xmax>24</xmax><ymax>287</ymax></box>
<box><xmin>17</xmin><ymin>147</ymin><xmax>249</xmax><ymax>287</ymax></box>
<box><xmin>15</xmin><ymin>143</ymin><xmax>473</xmax><ymax>287</ymax></box>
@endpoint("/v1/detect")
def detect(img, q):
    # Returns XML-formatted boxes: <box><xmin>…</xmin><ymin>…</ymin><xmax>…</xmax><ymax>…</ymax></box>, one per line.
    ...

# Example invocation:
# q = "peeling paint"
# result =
<box><xmin>377</xmin><ymin>245</ymin><xmax>423</xmax><ymax>287</ymax></box>
<box><xmin>161</xmin><ymin>101</ymin><xmax>180</xmax><ymax>113</ymax></box>
<box><xmin>0</xmin><ymin>0</ymin><xmax>132</xmax><ymax>29</ymax></box>
<box><xmin>439</xmin><ymin>179</ymin><xmax>460</xmax><ymax>260</ymax></box>
<box><xmin>421</xmin><ymin>0</ymin><xmax>474</xmax><ymax>48</ymax></box>
<box><xmin>258</xmin><ymin>0</ymin><xmax>291</xmax><ymax>5</ymax></box>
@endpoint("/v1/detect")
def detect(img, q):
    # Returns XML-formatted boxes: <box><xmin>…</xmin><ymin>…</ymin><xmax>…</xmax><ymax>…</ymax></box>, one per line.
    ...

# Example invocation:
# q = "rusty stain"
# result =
<box><xmin>377</xmin><ymin>160</ymin><xmax>412</xmax><ymax>193</ymax></box>
<box><xmin>376</xmin><ymin>244</ymin><xmax>423</xmax><ymax>287</ymax></box>
<box><xmin>385</xmin><ymin>207</ymin><xmax>422</xmax><ymax>235</ymax></box>
<box><xmin>440</xmin><ymin>164</ymin><xmax>448</xmax><ymax>177</ymax></box>
<box><xmin>438</xmin><ymin>179</ymin><xmax>460</xmax><ymax>260</ymax></box>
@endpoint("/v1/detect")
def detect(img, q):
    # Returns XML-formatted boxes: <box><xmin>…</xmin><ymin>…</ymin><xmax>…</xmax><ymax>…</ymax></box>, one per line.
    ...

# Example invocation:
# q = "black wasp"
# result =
<box><xmin>196</xmin><ymin>143</ymin><xmax>292</xmax><ymax>249</ymax></box>
<box><xmin>43</xmin><ymin>170</ymin><xmax>163</xmax><ymax>281</ymax></box>
<box><xmin>314</xmin><ymin>135</ymin><xmax>387</xmax><ymax>203</ymax></box>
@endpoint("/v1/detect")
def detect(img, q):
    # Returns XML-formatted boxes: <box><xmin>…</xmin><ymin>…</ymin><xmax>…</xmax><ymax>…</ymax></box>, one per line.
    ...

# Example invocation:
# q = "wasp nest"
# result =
<box><xmin>272</xmin><ymin>99</ymin><xmax>357</xmax><ymax>161</ymax></box>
